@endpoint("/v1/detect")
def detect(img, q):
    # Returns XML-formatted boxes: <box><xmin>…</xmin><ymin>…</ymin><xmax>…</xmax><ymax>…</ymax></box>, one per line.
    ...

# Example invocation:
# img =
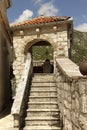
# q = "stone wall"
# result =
<box><xmin>13</xmin><ymin>39</ymin><xmax>25</xmax><ymax>85</ymax></box>
<box><xmin>13</xmin><ymin>24</ymin><xmax>71</xmax><ymax>85</ymax></box>
<box><xmin>55</xmin><ymin>58</ymin><xmax>87</xmax><ymax>130</ymax></box>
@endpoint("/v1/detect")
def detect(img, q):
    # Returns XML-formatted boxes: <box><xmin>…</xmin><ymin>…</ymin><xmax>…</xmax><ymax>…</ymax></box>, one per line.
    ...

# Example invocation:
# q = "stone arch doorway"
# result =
<box><xmin>24</xmin><ymin>39</ymin><xmax>54</xmax><ymax>73</ymax></box>
<box><xmin>12</xmin><ymin>16</ymin><xmax>73</xmax><ymax>85</ymax></box>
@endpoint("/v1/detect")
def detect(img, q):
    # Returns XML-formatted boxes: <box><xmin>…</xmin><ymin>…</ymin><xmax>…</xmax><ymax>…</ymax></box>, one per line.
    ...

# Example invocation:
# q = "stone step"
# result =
<box><xmin>30</xmin><ymin>90</ymin><xmax>57</xmax><ymax>96</ymax></box>
<box><xmin>32</xmin><ymin>78</ymin><xmax>54</xmax><ymax>82</ymax></box>
<box><xmin>28</xmin><ymin>102</ymin><xmax>58</xmax><ymax>104</ymax></box>
<box><xmin>26</xmin><ymin>109</ymin><xmax>60</xmax><ymax>117</ymax></box>
<box><xmin>25</xmin><ymin>116</ymin><xmax>60</xmax><ymax>126</ymax></box>
<box><xmin>32</xmin><ymin>76</ymin><xmax>54</xmax><ymax>82</ymax></box>
<box><xmin>32</xmin><ymin>79</ymin><xmax>55</xmax><ymax>83</ymax></box>
<box><xmin>30</xmin><ymin>90</ymin><xmax>57</xmax><ymax>92</ymax></box>
<box><xmin>33</xmin><ymin>73</ymin><xmax>54</xmax><ymax>77</ymax></box>
<box><xmin>22</xmin><ymin>74</ymin><xmax>61</xmax><ymax>130</ymax></box>
<box><xmin>30</xmin><ymin>86</ymin><xmax>56</xmax><ymax>91</ymax></box>
<box><xmin>23</xmin><ymin>125</ymin><xmax>61</xmax><ymax>130</ymax></box>
<box><xmin>28</xmin><ymin>102</ymin><xmax>58</xmax><ymax>109</ymax></box>
<box><xmin>31</xmin><ymin>82</ymin><xmax>56</xmax><ymax>87</ymax></box>
<box><xmin>29</xmin><ymin>96</ymin><xmax>57</xmax><ymax>102</ymax></box>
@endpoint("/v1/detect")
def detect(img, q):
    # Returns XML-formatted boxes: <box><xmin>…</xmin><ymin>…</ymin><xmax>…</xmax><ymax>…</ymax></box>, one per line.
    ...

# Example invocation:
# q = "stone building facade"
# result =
<box><xmin>11</xmin><ymin>16</ymin><xmax>73</xmax><ymax>85</ymax></box>
<box><xmin>0</xmin><ymin>0</ymin><xmax>12</xmax><ymax>112</ymax></box>
<box><xmin>11</xmin><ymin>16</ymin><xmax>87</xmax><ymax>130</ymax></box>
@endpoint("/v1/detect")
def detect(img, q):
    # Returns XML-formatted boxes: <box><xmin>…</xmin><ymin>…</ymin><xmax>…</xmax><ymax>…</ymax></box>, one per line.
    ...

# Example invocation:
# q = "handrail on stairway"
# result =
<box><xmin>11</xmin><ymin>53</ymin><xmax>32</xmax><ymax>129</ymax></box>
<box><xmin>55</xmin><ymin>58</ymin><xmax>87</xmax><ymax>130</ymax></box>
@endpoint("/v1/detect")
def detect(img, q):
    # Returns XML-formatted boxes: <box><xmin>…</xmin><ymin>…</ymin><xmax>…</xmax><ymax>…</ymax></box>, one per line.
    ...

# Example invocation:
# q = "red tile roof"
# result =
<box><xmin>11</xmin><ymin>16</ymin><xmax>71</xmax><ymax>28</ymax></box>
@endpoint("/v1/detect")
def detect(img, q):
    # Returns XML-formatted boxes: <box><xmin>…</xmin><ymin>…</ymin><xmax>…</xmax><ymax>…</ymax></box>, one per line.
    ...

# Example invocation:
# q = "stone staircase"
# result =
<box><xmin>23</xmin><ymin>74</ymin><xmax>62</xmax><ymax>130</ymax></box>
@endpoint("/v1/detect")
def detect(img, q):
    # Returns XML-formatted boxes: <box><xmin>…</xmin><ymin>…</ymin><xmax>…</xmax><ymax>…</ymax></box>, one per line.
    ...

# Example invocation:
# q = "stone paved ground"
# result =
<box><xmin>0</xmin><ymin>102</ymin><xmax>14</xmax><ymax>130</ymax></box>
<box><xmin>0</xmin><ymin>114</ymin><xmax>13</xmax><ymax>130</ymax></box>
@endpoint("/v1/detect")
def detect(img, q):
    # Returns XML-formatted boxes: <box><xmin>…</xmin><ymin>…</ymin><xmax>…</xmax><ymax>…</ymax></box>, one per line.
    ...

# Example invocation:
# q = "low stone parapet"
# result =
<box><xmin>11</xmin><ymin>53</ymin><xmax>32</xmax><ymax>129</ymax></box>
<box><xmin>55</xmin><ymin>58</ymin><xmax>87</xmax><ymax>130</ymax></box>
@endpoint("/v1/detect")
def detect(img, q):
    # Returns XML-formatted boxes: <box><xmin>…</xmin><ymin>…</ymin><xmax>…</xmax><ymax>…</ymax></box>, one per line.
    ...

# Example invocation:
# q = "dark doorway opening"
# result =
<box><xmin>28</xmin><ymin>40</ymin><xmax>54</xmax><ymax>73</ymax></box>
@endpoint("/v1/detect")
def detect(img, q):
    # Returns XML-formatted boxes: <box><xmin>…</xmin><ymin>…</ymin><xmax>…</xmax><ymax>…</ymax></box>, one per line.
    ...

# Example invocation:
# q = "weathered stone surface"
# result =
<box><xmin>79</xmin><ymin>114</ymin><xmax>87</xmax><ymax>130</ymax></box>
<box><xmin>64</xmin><ymin>119</ymin><xmax>72</xmax><ymax>130</ymax></box>
<box><xmin>55</xmin><ymin>58</ymin><xmax>87</xmax><ymax>130</ymax></box>
<box><xmin>11</xmin><ymin>53</ymin><xmax>32</xmax><ymax>129</ymax></box>
<box><xmin>81</xmin><ymin>94</ymin><xmax>87</xmax><ymax>113</ymax></box>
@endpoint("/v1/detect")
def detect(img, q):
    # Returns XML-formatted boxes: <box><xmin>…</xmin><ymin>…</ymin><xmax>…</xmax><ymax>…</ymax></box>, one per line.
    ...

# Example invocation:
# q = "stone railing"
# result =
<box><xmin>33</xmin><ymin>60</ymin><xmax>53</xmax><ymax>66</ymax></box>
<box><xmin>11</xmin><ymin>53</ymin><xmax>32</xmax><ymax>130</ymax></box>
<box><xmin>55</xmin><ymin>58</ymin><xmax>87</xmax><ymax>130</ymax></box>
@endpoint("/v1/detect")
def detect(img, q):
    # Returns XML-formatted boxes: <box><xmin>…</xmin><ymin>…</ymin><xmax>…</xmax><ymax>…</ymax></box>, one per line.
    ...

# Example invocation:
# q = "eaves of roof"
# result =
<box><xmin>11</xmin><ymin>16</ymin><xmax>72</xmax><ymax>30</ymax></box>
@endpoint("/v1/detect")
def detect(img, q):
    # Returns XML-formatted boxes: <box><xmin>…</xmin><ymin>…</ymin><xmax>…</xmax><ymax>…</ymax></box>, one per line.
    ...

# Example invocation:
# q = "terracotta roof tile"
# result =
<box><xmin>11</xmin><ymin>16</ymin><xmax>71</xmax><ymax>28</ymax></box>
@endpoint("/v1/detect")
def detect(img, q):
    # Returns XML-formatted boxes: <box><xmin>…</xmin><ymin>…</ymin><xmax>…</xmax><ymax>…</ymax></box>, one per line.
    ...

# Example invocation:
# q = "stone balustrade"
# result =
<box><xmin>55</xmin><ymin>58</ymin><xmax>87</xmax><ymax>130</ymax></box>
<box><xmin>11</xmin><ymin>53</ymin><xmax>32</xmax><ymax>130</ymax></box>
<box><xmin>33</xmin><ymin>60</ymin><xmax>53</xmax><ymax>66</ymax></box>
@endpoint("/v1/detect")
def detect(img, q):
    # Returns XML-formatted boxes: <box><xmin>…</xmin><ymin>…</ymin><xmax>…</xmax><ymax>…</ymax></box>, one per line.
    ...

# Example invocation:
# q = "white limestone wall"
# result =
<box><xmin>55</xmin><ymin>58</ymin><xmax>87</xmax><ymax>130</ymax></box>
<box><xmin>13</xmin><ymin>25</ymin><xmax>69</xmax><ymax>86</ymax></box>
<box><xmin>13</xmin><ymin>38</ymin><xmax>26</xmax><ymax>85</ymax></box>
<box><xmin>11</xmin><ymin>53</ymin><xmax>32</xmax><ymax>128</ymax></box>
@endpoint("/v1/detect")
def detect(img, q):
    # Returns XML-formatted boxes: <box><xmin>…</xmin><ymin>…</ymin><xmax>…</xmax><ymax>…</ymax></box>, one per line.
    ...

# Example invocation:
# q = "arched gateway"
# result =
<box><xmin>11</xmin><ymin>15</ymin><xmax>73</xmax><ymax>85</ymax></box>
<box><xmin>11</xmin><ymin>16</ymin><xmax>87</xmax><ymax>130</ymax></box>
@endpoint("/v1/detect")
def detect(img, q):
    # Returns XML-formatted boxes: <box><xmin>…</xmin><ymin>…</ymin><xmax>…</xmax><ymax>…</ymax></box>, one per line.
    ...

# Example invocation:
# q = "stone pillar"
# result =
<box><xmin>57</xmin><ymin>30</ymin><xmax>68</xmax><ymax>57</ymax></box>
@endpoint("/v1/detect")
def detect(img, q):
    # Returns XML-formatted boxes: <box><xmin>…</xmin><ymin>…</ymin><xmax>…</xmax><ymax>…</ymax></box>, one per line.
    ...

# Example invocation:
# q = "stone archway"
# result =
<box><xmin>24</xmin><ymin>35</ymin><xmax>57</xmax><ymax>54</ymax></box>
<box><xmin>24</xmin><ymin>39</ymin><xmax>54</xmax><ymax>73</ymax></box>
<box><xmin>13</xmin><ymin>35</ymin><xmax>58</xmax><ymax>85</ymax></box>
<box><xmin>12</xmin><ymin>22</ymin><xmax>71</xmax><ymax>86</ymax></box>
